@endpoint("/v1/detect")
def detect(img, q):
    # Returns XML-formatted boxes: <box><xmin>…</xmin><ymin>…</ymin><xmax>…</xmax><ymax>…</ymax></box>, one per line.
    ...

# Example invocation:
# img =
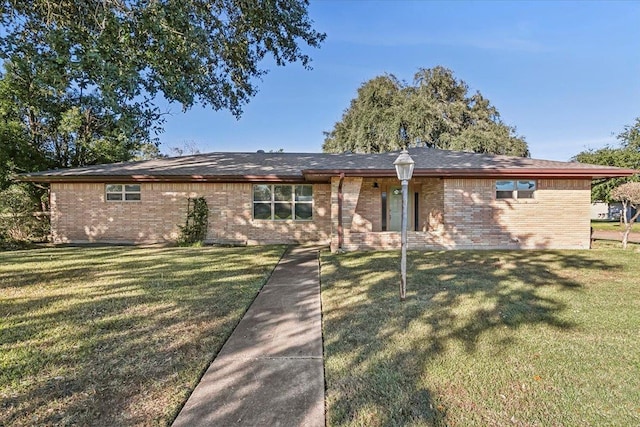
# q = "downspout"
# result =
<box><xmin>337</xmin><ymin>173</ymin><xmax>345</xmax><ymax>250</ymax></box>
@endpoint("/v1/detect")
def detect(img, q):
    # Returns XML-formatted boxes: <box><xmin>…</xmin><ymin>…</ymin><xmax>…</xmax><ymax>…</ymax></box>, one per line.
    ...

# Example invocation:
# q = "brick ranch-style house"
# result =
<box><xmin>22</xmin><ymin>147</ymin><xmax>636</xmax><ymax>251</ymax></box>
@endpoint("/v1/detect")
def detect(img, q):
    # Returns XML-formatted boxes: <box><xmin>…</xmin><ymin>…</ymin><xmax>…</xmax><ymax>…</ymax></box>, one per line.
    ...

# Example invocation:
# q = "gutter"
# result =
<box><xmin>19</xmin><ymin>174</ymin><xmax>312</xmax><ymax>184</ymax></box>
<box><xmin>303</xmin><ymin>167</ymin><xmax>639</xmax><ymax>180</ymax></box>
<box><xmin>337</xmin><ymin>173</ymin><xmax>344</xmax><ymax>251</ymax></box>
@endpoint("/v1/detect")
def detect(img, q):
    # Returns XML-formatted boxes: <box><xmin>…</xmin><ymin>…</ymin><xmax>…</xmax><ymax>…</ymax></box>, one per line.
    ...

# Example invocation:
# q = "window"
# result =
<box><xmin>253</xmin><ymin>184</ymin><xmax>313</xmax><ymax>220</ymax></box>
<box><xmin>496</xmin><ymin>180</ymin><xmax>536</xmax><ymax>200</ymax></box>
<box><xmin>414</xmin><ymin>192</ymin><xmax>419</xmax><ymax>231</ymax></box>
<box><xmin>106</xmin><ymin>184</ymin><xmax>141</xmax><ymax>201</ymax></box>
<box><xmin>381</xmin><ymin>191</ymin><xmax>387</xmax><ymax>231</ymax></box>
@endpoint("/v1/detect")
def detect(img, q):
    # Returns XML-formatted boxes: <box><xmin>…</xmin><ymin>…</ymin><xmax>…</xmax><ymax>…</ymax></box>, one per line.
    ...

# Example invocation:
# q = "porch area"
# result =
<box><xmin>328</xmin><ymin>176</ymin><xmax>592</xmax><ymax>251</ymax></box>
<box><xmin>330</xmin><ymin>176</ymin><xmax>453</xmax><ymax>251</ymax></box>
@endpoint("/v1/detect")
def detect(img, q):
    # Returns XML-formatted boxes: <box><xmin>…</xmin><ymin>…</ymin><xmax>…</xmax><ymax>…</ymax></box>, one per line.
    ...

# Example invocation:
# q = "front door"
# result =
<box><xmin>388</xmin><ymin>187</ymin><xmax>403</xmax><ymax>231</ymax></box>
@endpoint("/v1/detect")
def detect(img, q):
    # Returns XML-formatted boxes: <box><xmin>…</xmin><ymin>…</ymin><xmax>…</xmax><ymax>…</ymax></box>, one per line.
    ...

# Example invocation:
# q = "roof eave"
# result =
<box><xmin>20</xmin><ymin>167</ymin><xmax>638</xmax><ymax>183</ymax></box>
<box><xmin>19</xmin><ymin>174</ymin><xmax>308</xmax><ymax>183</ymax></box>
<box><xmin>303</xmin><ymin>168</ymin><xmax>639</xmax><ymax>179</ymax></box>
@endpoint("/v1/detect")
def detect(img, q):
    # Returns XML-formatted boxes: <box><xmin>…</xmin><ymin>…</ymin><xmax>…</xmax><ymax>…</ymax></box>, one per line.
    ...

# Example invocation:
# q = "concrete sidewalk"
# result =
<box><xmin>592</xmin><ymin>229</ymin><xmax>640</xmax><ymax>244</ymax></box>
<box><xmin>172</xmin><ymin>246</ymin><xmax>325</xmax><ymax>427</ymax></box>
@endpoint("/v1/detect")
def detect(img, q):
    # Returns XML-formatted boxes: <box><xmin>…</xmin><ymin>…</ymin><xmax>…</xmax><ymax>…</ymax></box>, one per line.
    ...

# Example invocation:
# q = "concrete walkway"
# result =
<box><xmin>172</xmin><ymin>246</ymin><xmax>325</xmax><ymax>427</ymax></box>
<box><xmin>592</xmin><ymin>229</ymin><xmax>640</xmax><ymax>244</ymax></box>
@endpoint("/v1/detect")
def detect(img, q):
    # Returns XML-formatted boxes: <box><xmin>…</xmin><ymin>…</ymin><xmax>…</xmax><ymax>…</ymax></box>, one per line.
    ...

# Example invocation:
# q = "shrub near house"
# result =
<box><xmin>0</xmin><ymin>183</ymin><xmax>48</xmax><ymax>245</ymax></box>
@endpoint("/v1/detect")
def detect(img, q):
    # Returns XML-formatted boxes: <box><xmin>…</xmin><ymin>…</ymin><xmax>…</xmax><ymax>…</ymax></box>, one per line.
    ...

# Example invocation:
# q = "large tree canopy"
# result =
<box><xmin>573</xmin><ymin>117</ymin><xmax>640</xmax><ymax>202</ymax></box>
<box><xmin>322</xmin><ymin>66</ymin><xmax>529</xmax><ymax>156</ymax></box>
<box><xmin>0</xmin><ymin>0</ymin><xmax>325</xmax><ymax>116</ymax></box>
<box><xmin>0</xmin><ymin>0</ymin><xmax>325</xmax><ymax>188</ymax></box>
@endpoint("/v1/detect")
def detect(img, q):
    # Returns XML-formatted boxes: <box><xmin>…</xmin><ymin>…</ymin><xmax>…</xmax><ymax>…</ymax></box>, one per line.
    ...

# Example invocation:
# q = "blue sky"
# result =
<box><xmin>158</xmin><ymin>1</ymin><xmax>640</xmax><ymax>161</ymax></box>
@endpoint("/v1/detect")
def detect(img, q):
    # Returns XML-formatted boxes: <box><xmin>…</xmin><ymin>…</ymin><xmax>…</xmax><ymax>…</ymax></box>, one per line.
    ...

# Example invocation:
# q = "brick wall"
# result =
<box><xmin>421</xmin><ymin>178</ymin><xmax>444</xmax><ymax>232</ymax></box>
<box><xmin>330</xmin><ymin>177</ymin><xmax>591</xmax><ymax>251</ymax></box>
<box><xmin>442</xmin><ymin>178</ymin><xmax>591</xmax><ymax>249</ymax></box>
<box><xmin>51</xmin><ymin>177</ymin><xmax>591</xmax><ymax>250</ymax></box>
<box><xmin>50</xmin><ymin>182</ymin><xmax>332</xmax><ymax>245</ymax></box>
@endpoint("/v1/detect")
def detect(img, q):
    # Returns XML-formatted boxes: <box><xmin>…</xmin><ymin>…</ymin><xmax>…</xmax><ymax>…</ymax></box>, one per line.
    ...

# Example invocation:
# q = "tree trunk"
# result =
<box><xmin>622</xmin><ymin>202</ymin><xmax>640</xmax><ymax>249</ymax></box>
<box><xmin>621</xmin><ymin>202</ymin><xmax>629</xmax><ymax>249</ymax></box>
<box><xmin>624</xmin><ymin>208</ymin><xmax>640</xmax><ymax>250</ymax></box>
<box><xmin>622</xmin><ymin>227</ymin><xmax>629</xmax><ymax>249</ymax></box>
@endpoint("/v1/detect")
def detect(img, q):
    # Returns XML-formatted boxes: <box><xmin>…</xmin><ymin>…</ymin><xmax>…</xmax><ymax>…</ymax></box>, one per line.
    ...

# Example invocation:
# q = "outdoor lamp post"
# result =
<box><xmin>393</xmin><ymin>149</ymin><xmax>415</xmax><ymax>301</ymax></box>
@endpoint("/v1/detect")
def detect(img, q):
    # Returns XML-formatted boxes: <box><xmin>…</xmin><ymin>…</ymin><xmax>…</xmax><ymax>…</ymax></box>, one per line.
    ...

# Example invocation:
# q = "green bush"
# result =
<box><xmin>0</xmin><ymin>183</ymin><xmax>49</xmax><ymax>244</ymax></box>
<box><xmin>177</xmin><ymin>197</ymin><xmax>208</xmax><ymax>246</ymax></box>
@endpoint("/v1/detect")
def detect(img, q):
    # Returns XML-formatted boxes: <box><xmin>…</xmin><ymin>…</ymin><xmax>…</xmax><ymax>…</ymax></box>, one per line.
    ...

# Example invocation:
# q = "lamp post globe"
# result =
<box><xmin>393</xmin><ymin>149</ymin><xmax>415</xmax><ymax>181</ymax></box>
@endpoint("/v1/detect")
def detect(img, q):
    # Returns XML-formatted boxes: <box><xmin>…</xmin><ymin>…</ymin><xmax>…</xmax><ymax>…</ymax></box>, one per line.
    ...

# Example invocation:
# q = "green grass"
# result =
<box><xmin>591</xmin><ymin>219</ymin><xmax>640</xmax><ymax>232</ymax></box>
<box><xmin>321</xmin><ymin>242</ymin><xmax>640</xmax><ymax>426</ymax></box>
<box><xmin>0</xmin><ymin>245</ymin><xmax>286</xmax><ymax>426</ymax></box>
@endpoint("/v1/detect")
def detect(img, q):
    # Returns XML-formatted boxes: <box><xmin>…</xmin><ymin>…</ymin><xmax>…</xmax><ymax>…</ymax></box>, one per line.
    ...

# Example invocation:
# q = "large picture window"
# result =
<box><xmin>496</xmin><ymin>180</ymin><xmax>536</xmax><ymax>200</ymax></box>
<box><xmin>105</xmin><ymin>184</ymin><xmax>141</xmax><ymax>201</ymax></box>
<box><xmin>253</xmin><ymin>184</ymin><xmax>313</xmax><ymax>220</ymax></box>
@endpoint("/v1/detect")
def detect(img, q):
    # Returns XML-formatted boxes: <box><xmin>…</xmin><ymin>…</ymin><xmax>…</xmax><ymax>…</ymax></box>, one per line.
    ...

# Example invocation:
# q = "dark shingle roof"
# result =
<box><xmin>21</xmin><ymin>147</ymin><xmax>637</xmax><ymax>183</ymax></box>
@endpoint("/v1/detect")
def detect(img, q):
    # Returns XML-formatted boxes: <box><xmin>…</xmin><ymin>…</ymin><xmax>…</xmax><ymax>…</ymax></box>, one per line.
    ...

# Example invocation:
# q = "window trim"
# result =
<box><xmin>105</xmin><ymin>184</ymin><xmax>141</xmax><ymax>202</ymax></box>
<box><xmin>495</xmin><ymin>180</ymin><xmax>537</xmax><ymax>200</ymax></box>
<box><xmin>252</xmin><ymin>184</ymin><xmax>313</xmax><ymax>221</ymax></box>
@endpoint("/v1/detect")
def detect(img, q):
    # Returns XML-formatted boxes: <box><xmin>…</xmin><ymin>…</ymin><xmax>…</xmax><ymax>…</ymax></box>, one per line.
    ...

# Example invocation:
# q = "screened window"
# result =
<box><xmin>105</xmin><ymin>184</ymin><xmax>141</xmax><ymax>201</ymax></box>
<box><xmin>253</xmin><ymin>184</ymin><xmax>313</xmax><ymax>220</ymax></box>
<box><xmin>496</xmin><ymin>180</ymin><xmax>536</xmax><ymax>200</ymax></box>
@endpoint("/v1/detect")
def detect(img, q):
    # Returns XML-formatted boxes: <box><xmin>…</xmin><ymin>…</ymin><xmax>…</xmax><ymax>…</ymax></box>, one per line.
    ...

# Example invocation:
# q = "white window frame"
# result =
<box><xmin>105</xmin><ymin>184</ymin><xmax>141</xmax><ymax>202</ymax></box>
<box><xmin>253</xmin><ymin>184</ymin><xmax>313</xmax><ymax>221</ymax></box>
<box><xmin>495</xmin><ymin>180</ymin><xmax>537</xmax><ymax>200</ymax></box>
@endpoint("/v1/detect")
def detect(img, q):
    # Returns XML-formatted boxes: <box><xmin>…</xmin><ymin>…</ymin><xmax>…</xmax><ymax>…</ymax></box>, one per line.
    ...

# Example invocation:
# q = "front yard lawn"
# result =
<box><xmin>321</xmin><ymin>245</ymin><xmax>640</xmax><ymax>426</ymax></box>
<box><xmin>591</xmin><ymin>219</ymin><xmax>640</xmax><ymax>232</ymax></box>
<box><xmin>0</xmin><ymin>245</ymin><xmax>285</xmax><ymax>426</ymax></box>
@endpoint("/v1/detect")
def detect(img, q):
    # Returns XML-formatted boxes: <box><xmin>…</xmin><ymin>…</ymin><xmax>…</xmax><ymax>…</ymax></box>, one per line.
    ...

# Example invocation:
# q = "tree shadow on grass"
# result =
<box><xmin>321</xmin><ymin>249</ymin><xmax>621</xmax><ymax>426</ymax></box>
<box><xmin>0</xmin><ymin>245</ymin><xmax>286</xmax><ymax>426</ymax></box>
